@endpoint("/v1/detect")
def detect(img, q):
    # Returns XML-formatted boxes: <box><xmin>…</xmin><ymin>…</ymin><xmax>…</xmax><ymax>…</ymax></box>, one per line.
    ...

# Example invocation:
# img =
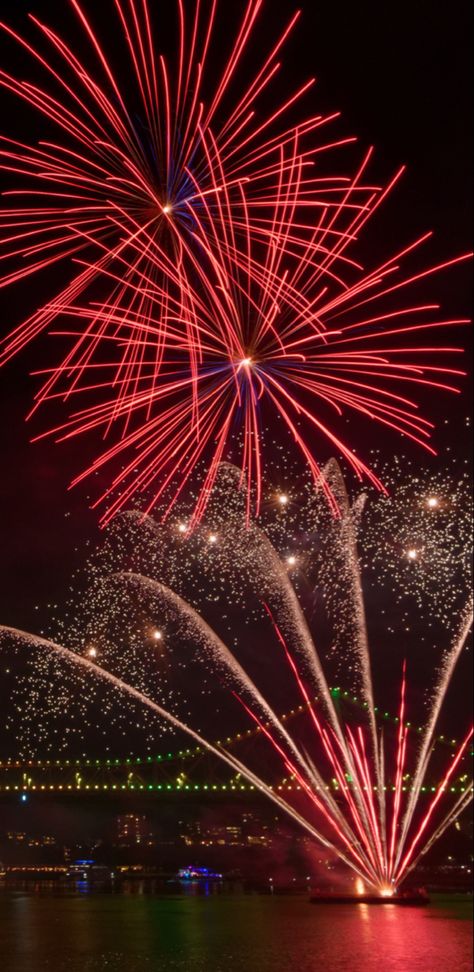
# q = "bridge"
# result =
<box><xmin>0</xmin><ymin>688</ymin><xmax>468</xmax><ymax>800</ymax></box>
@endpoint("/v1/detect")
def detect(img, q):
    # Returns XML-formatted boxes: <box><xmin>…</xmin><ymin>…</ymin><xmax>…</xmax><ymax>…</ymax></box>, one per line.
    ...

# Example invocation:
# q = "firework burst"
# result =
<box><xmin>32</xmin><ymin>179</ymin><xmax>470</xmax><ymax>526</ymax></box>
<box><xmin>0</xmin><ymin>0</ymin><xmax>355</xmax><ymax>370</ymax></box>
<box><xmin>0</xmin><ymin>1</ymin><xmax>471</xmax><ymax>523</ymax></box>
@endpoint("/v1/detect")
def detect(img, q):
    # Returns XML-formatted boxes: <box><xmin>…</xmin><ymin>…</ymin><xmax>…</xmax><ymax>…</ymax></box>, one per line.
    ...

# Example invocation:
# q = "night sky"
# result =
<box><xmin>0</xmin><ymin>0</ymin><xmax>471</xmax><ymax>636</ymax></box>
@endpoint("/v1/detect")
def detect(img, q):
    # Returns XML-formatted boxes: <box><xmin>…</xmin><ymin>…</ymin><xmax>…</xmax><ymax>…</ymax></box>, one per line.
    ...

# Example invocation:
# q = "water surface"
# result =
<box><xmin>0</xmin><ymin>889</ymin><xmax>472</xmax><ymax>972</ymax></box>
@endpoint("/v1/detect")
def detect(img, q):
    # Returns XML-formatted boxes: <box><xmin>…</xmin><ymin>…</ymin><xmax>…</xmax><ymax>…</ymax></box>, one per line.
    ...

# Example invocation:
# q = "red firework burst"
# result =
<box><xmin>32</xmin><ymin>163</ymin><xmax>469</xmax><ymax>525</ymax></box>
<box><xmin>0</xmin><ymin>0</ymin><xmax>351</xmax><ymax>367</ymax></box>
<box><xmin>0</xmin><ymin>1</ymin><xmax>471</xmax><ymax>523</ymax></box>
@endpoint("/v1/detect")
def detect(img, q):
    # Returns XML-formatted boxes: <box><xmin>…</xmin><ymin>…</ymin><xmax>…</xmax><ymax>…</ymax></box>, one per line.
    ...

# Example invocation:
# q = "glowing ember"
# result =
<box><xmin>360</xmin><ymin>457</ymin><xmax>471</xmax><ymax>629</ymax></box>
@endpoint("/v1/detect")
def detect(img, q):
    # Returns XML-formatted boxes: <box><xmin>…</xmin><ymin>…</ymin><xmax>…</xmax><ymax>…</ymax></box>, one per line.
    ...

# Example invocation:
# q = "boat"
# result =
<box><xmin>177</xmin><ymin>866</ymin><xmax>223</xmax><ymax>881</ymax></box>
<box><xmin>66</xmin><ymin>860</ymin><xmax>112</xmax><ymax>883</ymax></box>
<box><xmin>310</xmin><ymin>888</ymin><xmax>429</xmax><ymax>906</ymax></box>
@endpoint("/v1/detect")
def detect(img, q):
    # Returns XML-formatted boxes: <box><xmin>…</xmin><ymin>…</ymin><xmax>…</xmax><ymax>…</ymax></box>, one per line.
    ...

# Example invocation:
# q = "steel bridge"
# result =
<box><xmin>0</xmin><ymin>688</ymin><xmax>468</xmax><ymax>800</ymax></box>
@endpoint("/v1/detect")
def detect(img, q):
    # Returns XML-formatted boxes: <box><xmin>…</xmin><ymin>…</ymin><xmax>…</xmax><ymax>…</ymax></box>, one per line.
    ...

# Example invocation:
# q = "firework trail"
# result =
<box><xmin>0</xmin><ymin>1</ymin><xmax>471</xmax><ymax>522</ymax></box>
<box><xmin>393</xmin><ymin>602</ymin><xmax>474</xmax><ymax>878</ymax></box>
<box><xmin>1</xmin><ymin>593</ymin><xmax>471</xmax><ymax>893</ymax></box>
<box><xmin>0</xmin><ymin>625</ymin><xmax>370</xmax><ymax>883</ymax></box>
<box><xmin>103</xmin><ymin>570</ymin><xmax>326</xmax><ymax>785</ymax></box>
<box><xmin>0</xmin><ymin>461</ymin><xmax>471</xmax><ymax>893</ymax></box>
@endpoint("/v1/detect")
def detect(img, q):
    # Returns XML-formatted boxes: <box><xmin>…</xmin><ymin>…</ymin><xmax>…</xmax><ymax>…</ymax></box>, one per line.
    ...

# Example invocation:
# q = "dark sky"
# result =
<box><xmin>0</xmin><ymin>0</ymin><xmax>472</xmax><ymax>632</ymax></box>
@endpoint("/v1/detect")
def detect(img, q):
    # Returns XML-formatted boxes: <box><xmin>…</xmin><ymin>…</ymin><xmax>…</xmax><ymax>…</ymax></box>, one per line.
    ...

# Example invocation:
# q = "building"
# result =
<box><xmin>115</xmin><ymin>814</ymin><xmax>154</xmax><ymax>847</ymax></box>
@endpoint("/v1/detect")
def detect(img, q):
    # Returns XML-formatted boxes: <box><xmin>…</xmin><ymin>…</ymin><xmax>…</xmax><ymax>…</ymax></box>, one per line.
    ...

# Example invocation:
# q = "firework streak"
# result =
<box><xmin>0</xmin><ymin>461</ymin><xmax>471</xmax><ymax>894</ymax></box>
<box><xmin>0</xmin><ymin>1</ymin><xmax>471</xmax><ymax>521</ymax></box>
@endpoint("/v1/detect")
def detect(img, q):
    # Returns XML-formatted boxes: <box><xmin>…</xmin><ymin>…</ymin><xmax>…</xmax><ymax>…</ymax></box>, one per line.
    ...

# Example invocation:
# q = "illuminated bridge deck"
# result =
<box><xmin>0</xmin><ymin>691</ymin><xmax>468</xmax><ymax>800</ymax></box>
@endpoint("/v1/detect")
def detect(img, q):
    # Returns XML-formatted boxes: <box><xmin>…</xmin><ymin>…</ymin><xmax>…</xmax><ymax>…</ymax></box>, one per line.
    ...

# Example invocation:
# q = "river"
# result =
<box><xmin>0</xmin><ymin>888</ymin><xmax>472</xmax><ymax>972</ymax></box>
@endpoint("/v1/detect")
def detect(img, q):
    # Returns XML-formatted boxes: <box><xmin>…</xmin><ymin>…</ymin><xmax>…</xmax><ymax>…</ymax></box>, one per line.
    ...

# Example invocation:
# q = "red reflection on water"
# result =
<box><xmin>350</xmin><ymin>902</ymin><xmax>472</xmax><ymax>972</ymax></box>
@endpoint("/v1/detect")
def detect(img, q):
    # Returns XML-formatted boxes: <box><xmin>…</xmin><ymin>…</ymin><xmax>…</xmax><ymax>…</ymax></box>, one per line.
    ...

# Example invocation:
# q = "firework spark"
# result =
<box><xmin>0</xmin><ymin>460</ymin><xmax>471</xmax><ymax>893</ymax></box>
<box><xmin>360</xmin><ymin>453</ymin><xmax>472</xmax><ymax>630</ymax></box>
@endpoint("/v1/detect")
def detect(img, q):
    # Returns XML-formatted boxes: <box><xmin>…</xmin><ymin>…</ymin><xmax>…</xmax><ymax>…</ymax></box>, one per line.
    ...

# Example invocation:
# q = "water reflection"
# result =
<box><xmin>0</xmin><ymin>890</ymin><xmax>472</xmax><ymax>972</ymax></box>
